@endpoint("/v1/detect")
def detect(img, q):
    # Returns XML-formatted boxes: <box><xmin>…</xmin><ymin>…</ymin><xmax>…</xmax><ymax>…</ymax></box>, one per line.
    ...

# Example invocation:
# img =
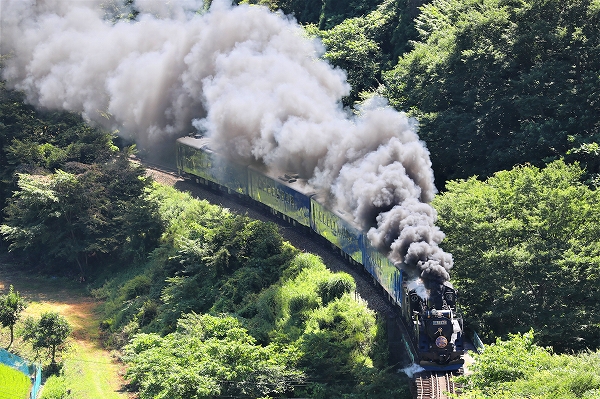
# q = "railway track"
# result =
<box><xmin>140</xmin><ymin>159</ymin><xmax>399</xmax><ymax>319</ymax></box>
<box><xmin>141</xmin><ymin>159</ymin><xmax>464</xmax><ymax>399</ymax></box>
<box><xmin>414</xmin><ymin>371</ymin><xmax>459</xmax><ymax>399</ymax></box>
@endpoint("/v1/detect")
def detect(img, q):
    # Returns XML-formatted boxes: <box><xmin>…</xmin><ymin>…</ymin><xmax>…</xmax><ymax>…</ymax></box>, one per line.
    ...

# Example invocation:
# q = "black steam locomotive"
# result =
<box><xmin>176</xmin><ymin>135</ymin><xmax>464</xmax><ymax>371</ymax></box>
<box><xmin>404</xmin><ymin>282</ymin><xmax>464</xmax><ymax>368</ymax></box>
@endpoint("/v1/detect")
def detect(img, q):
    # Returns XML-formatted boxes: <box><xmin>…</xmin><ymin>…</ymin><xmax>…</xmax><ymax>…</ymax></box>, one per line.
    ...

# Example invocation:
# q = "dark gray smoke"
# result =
<box><xmin>0</xmin><ymin>0</ymin><xmax>452</xmax><ymax>290</ymax></box>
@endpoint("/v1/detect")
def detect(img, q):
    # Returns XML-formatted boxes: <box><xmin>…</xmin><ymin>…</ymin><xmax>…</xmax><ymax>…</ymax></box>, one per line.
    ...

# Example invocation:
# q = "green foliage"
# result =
<box><xmin>384</xmin><ymin>0</ymin><xmax>600</xmax><ymax>184</ymax></box>
<box><xmin>121</xmin><ymin>275</ymin><xmax>152</xmax><ymax>300</ymax></box>
<box><xmin>300</xmin><ymin>296</ymin><xmax>376</xmax><ymax>377</ymax></box>
<box><xmin>153</xmin><ymin>215</ymin><xmax>294</xmax><ymax>330</ymax></box>
<box><xmin>94</xmin><ymin>183</ymin><xmax>297</xmax><ymax>336</ymax></box>
<box><xmin>0</xmin><ymin>82</ymin><xmax>118</xmax><ymax>224</ymax></box>
<box><xmin>39</xmin><ymin>375</ymin><xmax>69</xmax><ymax>399</ymax></box>
<box><xmin>238</xmin><ymin>0</ymin><xmax>381</xmax><ymax>28</ymax></box>
<box><xmin>124</xmin><ymin>313</ymin><xmax>303</xmax><ymax>399</ymax></box>
<box><xmin>100</xmin><ymin>189</ymin><xmax>407</xmax><ymax>398</ymax></box>
<box><xmin>146</xmin><ymin>182</ymin><xmax>233</xmax><ymax>246</ymax></box>
<box><xmin>433</xmin><ymin>160</ymin><xmax>600</xmax><ymax>351</ymax></box>
<box><xmin>0</xmin><ymin>285</ymin><xmax>26</xmax><ymax>349</ymax></box>
<box><xmin>22</xmin><ymin>312</ymin><xmax>72</xmax><ymax>366</ymax></box>
<box><xmin>1</xmin><ymin>153</ymin><xmax>161</xmax><ymax>276</ymax></box>
<box><xmin>306</xmin><ymin>0</ymin><xmax>401</xmax><ymax>106</ymax></box>
<box><xmin>458</xmin><ymin>331</ymin><xmax>600</xmax><ymax>399</ymax></box>
<box><xmin>0</xmin><ymin>362</ymin><xmax>30</xmax><ymax>399</ymax></box>
<box><xmin>243</xmin><ymin>254</ymin><xmax>408</xmax><ymax>398</ymax></box>
<box><xmin>317</xmin><ymin>273</ymin><xmax>356</xmax><ymax>305</ymax></box>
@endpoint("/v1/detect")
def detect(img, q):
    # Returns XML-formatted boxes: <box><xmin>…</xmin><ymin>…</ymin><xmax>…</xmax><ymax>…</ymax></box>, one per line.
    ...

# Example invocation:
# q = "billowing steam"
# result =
<box><xmin>0</xmin><ymin>0</ymin><xmax>452</xmax><ymax>291</ymax></box>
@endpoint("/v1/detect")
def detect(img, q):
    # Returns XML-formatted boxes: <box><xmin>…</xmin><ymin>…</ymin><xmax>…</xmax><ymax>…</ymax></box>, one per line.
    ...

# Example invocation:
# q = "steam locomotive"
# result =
<box><xmin>176</xmin><ymin>135</ymin><xmax>464</xmax><ymax>371</ymax></box>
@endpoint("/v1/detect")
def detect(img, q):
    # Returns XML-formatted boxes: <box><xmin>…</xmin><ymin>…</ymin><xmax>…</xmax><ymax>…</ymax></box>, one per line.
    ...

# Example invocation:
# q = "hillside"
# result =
<box><xmin>1</xmin><ymin>0</ymin><xmax>600</xmax><ymax>398</ymax></box>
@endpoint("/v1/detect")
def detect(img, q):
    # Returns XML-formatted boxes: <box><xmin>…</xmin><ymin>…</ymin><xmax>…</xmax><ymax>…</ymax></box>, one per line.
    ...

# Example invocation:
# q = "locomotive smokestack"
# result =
<box><xmin>1</xmin><ymin>0</ymin><xmax>453</xmax><ymax>288</ymax></box>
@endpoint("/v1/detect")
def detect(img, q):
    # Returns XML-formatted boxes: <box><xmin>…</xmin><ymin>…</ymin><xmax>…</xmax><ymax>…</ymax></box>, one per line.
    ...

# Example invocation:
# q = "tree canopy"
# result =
<box><xmin>0</xmin><ymin>81</ymin><xmax>118</xmax><ymax>224</ymax></box>
<box><xmin>433</xmin><ymin>160</ymin><xmax>600</xmax><ymax>351</ymax></box>
<box><xmin>0</xmin><ymin>153</ymin><xmax>161</xmax><ymax>277</ymax></box>
<box><xmin>23</xmin><ymin>311</ymin><xmax>72</xmax><ymax>366</ymax></box>
<box><xmin>306</xmin><ymin>1</ymin><xmax>398</xmax><ymax>107</ymax></box>
<box><xmin>237</xmin><ymin>0</ymin><xmax>382</xmax><ymax>29</ymax></box>
<box><xmin>0</xmin><ymin>285</ymin><xmax>26</xmax><ymax>350</ymax></box>
<box><xmin>94</xmin><ymin>185</ymin><xmax>409</xmax><ymax>398</ymax></box>
<box><xmin>458</xmin><ymin>330</ymin><xmax>600</xmax><ymax>398</ymax></box>
<box><xmin>384</xmin><ymin>0</ymin><xmax>600</xmax><ymax>184</ymax></box>
<box><xmin>124</xmin><ymin>313</ymin><xmax>303</xmax><ymax>399</ymax></box>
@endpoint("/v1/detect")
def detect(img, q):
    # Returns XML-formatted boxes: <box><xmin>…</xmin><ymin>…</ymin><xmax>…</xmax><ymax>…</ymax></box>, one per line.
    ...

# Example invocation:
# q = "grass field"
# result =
<box><xmin>0</xmin><ymin>262</ymin><xmax>130</xmax><ymax>399</ymax></box>
<box><xmin>0</xmin><ymin>363</ymin><xmax>29</xmax><ymax>399</ymax></box>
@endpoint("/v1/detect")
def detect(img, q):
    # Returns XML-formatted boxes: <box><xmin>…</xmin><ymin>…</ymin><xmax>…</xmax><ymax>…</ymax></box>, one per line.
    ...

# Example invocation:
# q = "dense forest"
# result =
<box><xmin>1</xmin><ymin>0</ymin><xmax>600</xmax><ymax>397</ymax></box>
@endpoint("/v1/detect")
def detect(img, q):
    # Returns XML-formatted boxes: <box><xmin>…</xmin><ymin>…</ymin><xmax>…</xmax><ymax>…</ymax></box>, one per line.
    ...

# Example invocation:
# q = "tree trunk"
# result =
<box><xmin>6</xmin><ymin>325</ymin><xmax>14</xmax><ymax>350</ymax></box>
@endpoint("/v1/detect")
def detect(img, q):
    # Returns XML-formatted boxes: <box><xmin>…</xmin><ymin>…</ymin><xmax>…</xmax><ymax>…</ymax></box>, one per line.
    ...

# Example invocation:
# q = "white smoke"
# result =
<box><xmin>0</xmin><ymin>0</ymin><xmax>452</xmax><ymax>285</ymax></box>
<box><xmin>401</xmin><ymin>363</ymin><xmax>425</xmax><ymax>378</ymax></box>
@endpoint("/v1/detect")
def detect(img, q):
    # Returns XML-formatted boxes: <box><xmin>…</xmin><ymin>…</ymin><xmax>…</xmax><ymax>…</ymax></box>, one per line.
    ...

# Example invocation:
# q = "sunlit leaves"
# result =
<box><xmin>1</xmin><ymin>154</ymin><xmax>160</xmax><ymax>275</ymax></box>
<box><xmin>385</xmin><ymin>0</ymin><xmax>600</xmax><ymax>184</ymax></box>
<box><xmin>458</xmin><ymin>331</ymin><xmax>600</xmax><ymax>398</ymax></box>
<box><xmin>124</xmin><ymin>314</ymin><xmax>303</xmax><ymax>399</ymax></box>
<box><xmin>22</xmin><ymin>312</ymin><xmax>72</xmax><ymax>365</ymax></box>
<box><xmin>433</xmin><ymin>160</ymin><xmax>600</xmax><ymax>351</ymax></box>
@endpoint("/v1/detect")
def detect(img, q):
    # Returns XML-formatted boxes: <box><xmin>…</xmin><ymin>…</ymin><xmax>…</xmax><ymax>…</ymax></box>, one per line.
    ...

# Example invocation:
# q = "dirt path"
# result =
<box><xmin>0</xmin><ymin>262</ymin><xmax>130</xmax><ymax>399</ymax></box>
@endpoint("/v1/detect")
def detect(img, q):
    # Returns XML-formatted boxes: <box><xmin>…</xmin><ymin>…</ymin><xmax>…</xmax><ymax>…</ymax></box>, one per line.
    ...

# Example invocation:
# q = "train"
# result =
<box><xmin>175</xmin><ymin>134</ymin><xmax>465</xmax><ymax>371</ymax></box>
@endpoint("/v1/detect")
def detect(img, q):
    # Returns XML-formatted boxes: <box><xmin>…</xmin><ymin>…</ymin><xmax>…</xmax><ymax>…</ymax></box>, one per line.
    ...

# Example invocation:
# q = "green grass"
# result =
<box><xmin>0</xmin><ymin>363</ymin><xmax>30</xmax><ymax>399</ymax></box>
<box><xmin>0</xmin><ymin>261</ymin><xmax>130</xmax><ymax>399</ymax></box>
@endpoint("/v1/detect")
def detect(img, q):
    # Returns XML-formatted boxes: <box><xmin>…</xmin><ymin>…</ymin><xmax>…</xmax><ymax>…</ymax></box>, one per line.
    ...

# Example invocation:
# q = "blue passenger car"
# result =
<box><xmin>310</xmin><ymin>196</ymin><xmax>363</xmax><ymax>264</ymax></box>
<box><xmin>362</xmin><ymin>240</ymin><xmax>403</xmax><ymax>307</ymax></box>
<box><xmin>248</xmin><ymin>167</ymin><xmax>314</xmax><ymax>228</ymax></box>
<box><xmin>176</xmin><ymin>136</ymin><xmax>248</xmax><ymax>195</ymax></box>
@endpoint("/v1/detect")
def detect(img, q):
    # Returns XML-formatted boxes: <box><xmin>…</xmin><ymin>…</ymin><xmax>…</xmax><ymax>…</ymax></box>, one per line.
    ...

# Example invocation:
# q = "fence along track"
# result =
<box><xmin>414</xmin><ymin>371</ymin><xmax>459</xmax><ymax>399</ymax></box>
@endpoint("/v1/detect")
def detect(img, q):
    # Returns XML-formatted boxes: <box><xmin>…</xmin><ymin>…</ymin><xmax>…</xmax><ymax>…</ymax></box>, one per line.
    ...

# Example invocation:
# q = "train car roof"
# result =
<box><xmin>178</xmin><ymin>135</ymin><xmax>317</xmax><ymax>196</ymax></box>
<box><xmin>176</xmin><ymin>135</ymin><xmax>213</xmax><ymax>151</ymax></box>
<box><xmin>248</xmin><ymin>164</ymin><xmax>317</xmax><ymax>197</ymax></box>
<box><xmin>311</xmin><ymin>193</ymin><xmax>362</xmax><ymax>231</ymax></box>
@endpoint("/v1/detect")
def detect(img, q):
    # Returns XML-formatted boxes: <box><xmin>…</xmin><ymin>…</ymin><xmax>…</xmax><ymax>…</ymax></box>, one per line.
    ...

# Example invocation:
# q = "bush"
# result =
<box><xmin>317</xmin><ymin>273</ymin><xmax>356</xmax><ymax>305</ymax></box>
<box><xmin>458</xmin><ymin>331</ymin><xmax>600</xmax><ymax>399</ymax></box>
<box><xmin>120</xmin><ymin>275</ymin><xmax>152</xmax><ymax>300</ymax></box>
<box><xmin>40</xmin><ymin>375</ymin><xmax>68</xmax><ymax>399</ymax></box>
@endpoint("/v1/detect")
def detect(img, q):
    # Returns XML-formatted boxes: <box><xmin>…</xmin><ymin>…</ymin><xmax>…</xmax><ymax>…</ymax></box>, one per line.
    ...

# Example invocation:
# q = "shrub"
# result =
<box><xmin>317</xmin><ymin>273</ymin><xmax>356</xmax><ymax>305</ymax></box>
<box><xmin>40</xmin><ymin>375</ymin><xmax>68</xmax><ymax>399</ymax></box>
<box><xmin>120</xmin><ymin>275</ymin><xmax>152</xmax><ymax>300</ymax></box>
<box><xmin>458</xmin><ymin>331</ymin><xmax>600</xmax><ymax>398</ymax></box>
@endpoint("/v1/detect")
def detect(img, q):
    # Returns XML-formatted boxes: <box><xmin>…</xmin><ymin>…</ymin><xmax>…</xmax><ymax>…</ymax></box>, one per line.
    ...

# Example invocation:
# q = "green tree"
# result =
<box><xmin>458</xmin><ymin>331</ymin><xmax>600</xmax><ymax>398</ymax></box>
<box><xmin>0</xmin><ymin>152</ymin><xmax>161</xmax><ymax>276</ymax></box>
<box><xmin>23</xmin><ymin>312</ymin><xmax>72</xmax><ymax>366</ymax></box>
<box><xmin>0</xmin><ymin>81</ymin><xmax>117</xmax><ymax>224</ymax></box>
<box><xmin>237</xmin><ymin>0</ymin><xmax>380</xmax><ymax>28</ymax></box>
<box><xmin>306</xmin><ymin>0</ymin><xmax>402</xmax><ymax>107</ymax></box>
<box><xmin>432</xmin><ymin>160</ymin><xmax>600</xmax><ymax>351</ymax></box>
<box><xmin>0</xmin><ymin>285</ymin><xmax>26</xmax><ymax>350</ymax></box>
<box><xmin>384</xmin><ymin>0</ymin><xmax>600</xmax><ymax>184</ymax></box>
<box><xmin>124</xmin><ymin>313</ymin><xmax>303</xmax><ymax>399</ymax></box>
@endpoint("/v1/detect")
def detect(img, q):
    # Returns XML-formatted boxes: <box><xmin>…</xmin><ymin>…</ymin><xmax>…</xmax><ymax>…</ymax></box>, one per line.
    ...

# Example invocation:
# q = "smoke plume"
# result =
<box><xmin>0</xmin><ymin>0</ymin><xmax>452</xmax><ymax>288</ymax></box>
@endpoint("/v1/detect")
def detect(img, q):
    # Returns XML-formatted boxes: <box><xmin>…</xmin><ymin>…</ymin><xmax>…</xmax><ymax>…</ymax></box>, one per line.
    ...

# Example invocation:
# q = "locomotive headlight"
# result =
<box><xmin>435</xmin><ymin>336</ymin><xmax>448</xmax><ymax>348</ymax></box>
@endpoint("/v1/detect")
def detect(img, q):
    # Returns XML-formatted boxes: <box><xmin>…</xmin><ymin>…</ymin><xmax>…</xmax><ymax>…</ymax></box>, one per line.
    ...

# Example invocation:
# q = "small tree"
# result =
<box><xmin>0</xmin><ymin>285</ymin><xmax>26</xmax><ymax>350</ymax></box>
<box><xmin>23</xmin><ymin>312</ymin><xmax>71</xmax><ymax>366</ymax></box>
